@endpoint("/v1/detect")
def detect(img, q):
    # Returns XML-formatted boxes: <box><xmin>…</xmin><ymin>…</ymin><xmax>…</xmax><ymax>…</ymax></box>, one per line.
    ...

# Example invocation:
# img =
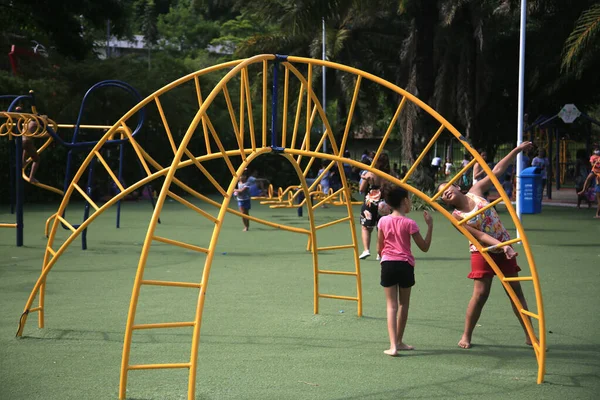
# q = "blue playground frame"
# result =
<box><xmin>2</xmin><ymin>80</ymin><xmax>158</xmax><ymax>249</ymax></box>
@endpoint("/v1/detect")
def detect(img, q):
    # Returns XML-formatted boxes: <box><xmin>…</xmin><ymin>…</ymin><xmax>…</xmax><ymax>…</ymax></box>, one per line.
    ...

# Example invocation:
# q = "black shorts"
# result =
<box><xmin>360</xmin><ymin>201</ymin><xmax>379</xmax><ymax>228</ymax></box>
<box><xmin>380</xmin><ymin>260</ymin><xmax>415</xmax><ymax>288</ymax></box>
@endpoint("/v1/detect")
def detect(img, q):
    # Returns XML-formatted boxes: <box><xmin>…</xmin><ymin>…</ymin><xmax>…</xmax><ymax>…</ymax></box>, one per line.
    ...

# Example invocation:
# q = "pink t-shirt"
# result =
<box><xmin>377</xmin><ymin>215</ymin><xmax>420</xmax><ymax>266</ymax></box>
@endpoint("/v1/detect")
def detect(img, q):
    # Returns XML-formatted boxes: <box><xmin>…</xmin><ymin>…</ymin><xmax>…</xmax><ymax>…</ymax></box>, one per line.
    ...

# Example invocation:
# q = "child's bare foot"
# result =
<box><xmin>384</xmin><ymin>348</ymin><xmax>398</xmax><ymax>356</ymax></box>
<box><xmin>242</xmin><ymin>227</ymin><xmax>249</xmax><ymax>231</ymax></box>
<box><xmin>396</xmin><ymin>342</ymin><xmax>414</xmax><ymax>350</ymax></box>
<box><xmin>458</xmin><ymin>336</ymin><xmax>472</xmax><ymax>349</ymax></box>
<box><xmin>594</xmin><ymin>216</ymin><xmax>600</xmax><ymax>219</ymax></box>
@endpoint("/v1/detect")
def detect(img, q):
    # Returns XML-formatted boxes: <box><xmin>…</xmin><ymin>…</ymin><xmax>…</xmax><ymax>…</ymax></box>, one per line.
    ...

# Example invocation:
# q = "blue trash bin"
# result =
<box><xmin>520</xmin><ymin>167</ymin><xmax>543</xmax><ymax>214</ymax></box>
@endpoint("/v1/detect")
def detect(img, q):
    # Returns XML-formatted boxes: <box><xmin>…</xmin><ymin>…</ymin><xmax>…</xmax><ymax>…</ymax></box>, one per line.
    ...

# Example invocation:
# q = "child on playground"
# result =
<box><xmin>444</xmin><ymin>157</ymin><xmax>453</xmax><ymax>177</ymax></box>
<box><xmin>502</xmin><ymin>174</ymin><xmax>514</xmax><ymax>199</ymax></box>
<box><xmin>438</xmin><ymin>141</ymin><xmax>534</xmax><ymax>349</ymax></box>
<box><xmin>377</xmin><ymin>186</ymin><xmax>433</xmax><ymax>356</ymax></box>
<box><xmin>233</xmin><ymin>171</ymin><xmax>251</xmax><ymax>231</ymax></box>
<box><xmin>532</xmin><ymin>148</ymin><xmax>549</xmax><ymax>197</ymax></box>
<box><xmin>578</xmin><ymin>149</ymin><xmax>600</xmax><ymax>218</ymax></box>
<box><xmin>16</xmin><ymin>107</ymin><xmax>42</xmax><ymax>183</ymax></box>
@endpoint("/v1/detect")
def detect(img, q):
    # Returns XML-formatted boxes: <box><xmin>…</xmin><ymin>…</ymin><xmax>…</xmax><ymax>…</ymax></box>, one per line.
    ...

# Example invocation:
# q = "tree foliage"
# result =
<box><xmin>1</xmin><ymin>0</ymin><xmax>600</xmax><ymax>200</ymax></box>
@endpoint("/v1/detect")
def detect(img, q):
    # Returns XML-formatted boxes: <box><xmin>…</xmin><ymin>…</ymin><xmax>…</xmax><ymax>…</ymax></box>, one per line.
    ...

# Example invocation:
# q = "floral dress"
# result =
<box><xmin>452</xmin><ymin>193</ymin><xmax>510</xmax><ymax>253</ymax></box>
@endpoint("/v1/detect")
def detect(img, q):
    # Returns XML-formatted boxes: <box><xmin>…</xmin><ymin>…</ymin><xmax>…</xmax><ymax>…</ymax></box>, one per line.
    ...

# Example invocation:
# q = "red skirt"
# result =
<box><xmin>469</xmin><ymin>251</ymin><xmax>521</xmax><ymax>279</ymax></box>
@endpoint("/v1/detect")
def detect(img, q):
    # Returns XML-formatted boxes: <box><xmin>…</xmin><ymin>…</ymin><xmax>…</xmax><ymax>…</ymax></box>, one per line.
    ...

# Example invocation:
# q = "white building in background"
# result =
<box><xmin>96</xmin><ymin>35</ymin><xmax>233</xmax><ymax>59</ymax></box>
<box><xmin>96</xmin><ymin>35</ymin><xmax>148</xmax><ymax>59</ymax></box>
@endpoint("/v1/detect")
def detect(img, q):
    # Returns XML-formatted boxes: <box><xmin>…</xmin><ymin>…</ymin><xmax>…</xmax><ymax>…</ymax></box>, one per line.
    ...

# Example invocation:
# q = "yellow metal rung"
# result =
<box><xmin>152</xmin><ymin>236</ymin><xmax>208</xmax><ymax>253</ymax></box>
<box><xmin>73</xmin><ymin>183</ymin><xmax>100</xmax><ymax>211</ymax></box>
<box><xmin>132</xmin><ymin>321</ymin><xmax>195</xmax><ymax>330</ymax></box>
<box><xmin>46</xmin><ymin>247</ymin><xmax>56</xmax><ymax>256</ymax></box>
<box><xmin>29</xmin><ymin>307</ymin><xmax>42</xmax><ymax>313</ymax></box>
<box><xmin>318</xmin><ymin>270</ymin><xmax>357</xmax><ymax>276</ymax></box>
<box><xmin>503</xmin><ymin>276</ymin><xmax>533</xmax><ymax>282</ymax></box>
<box><xmin>520</xmin><ymin>309</ymin><xmax>540</xmax><ymax>319</ymax></box>
<box><xmin>482</xmin><ymin>238</ymin><xmax>522</xmax><ymax>253</ymax></box>
<box><xmin>317</xmin><ymin>244</ymin><xmax>355</xmax><ymax>252</ymax></box>
<box><xmin>0</xmin><ymin>223</ymin><xmax>17</xmax><ymax>228</ymax></box>
<box><xmin>141</xmin><ymin>279</ymin><xmax>202</xmax><ymax>289</ymax></box>
<box><xmin>57</xmin><ymin>216</ymin><xmax>76</xmax><ymax>233</ymax></box>
<box><xmin>318</xmin><ymin>294</ymin><xmax>359</xmax><ymax>301</ymax></box>
<box><xmin>128</xmin><ymin>363</ymin><xmax>191</xmax><ymax>370</ymax></box>
<box><xmin>167</xmin><ymin>191</ymin><xmax>218</xmax><ymax>223</ymax></box>
<box><xmin>315</xmin><ymin>216</ymin><xmax>351</xmax><ymax>230</ymax></box>
<box><xmin>458</xmin><ymin>197</ymin><xmax>503</xmax><ymax>226</ymax></box>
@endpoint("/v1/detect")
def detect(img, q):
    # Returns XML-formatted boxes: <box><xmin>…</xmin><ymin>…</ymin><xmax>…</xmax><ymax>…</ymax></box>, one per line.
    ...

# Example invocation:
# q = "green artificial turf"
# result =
<box><xmin>1</xmin><ymin>200</ymin><xmax>599</xmax><ymax>399</ymax></box>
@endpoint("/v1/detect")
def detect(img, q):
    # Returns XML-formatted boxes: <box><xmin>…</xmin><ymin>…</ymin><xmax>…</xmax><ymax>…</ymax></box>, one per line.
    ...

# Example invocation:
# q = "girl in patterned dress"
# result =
<box><xmin>437</xmin><ymin>142</ymin><xmax>534</xmax><ymax>349</ymax></box>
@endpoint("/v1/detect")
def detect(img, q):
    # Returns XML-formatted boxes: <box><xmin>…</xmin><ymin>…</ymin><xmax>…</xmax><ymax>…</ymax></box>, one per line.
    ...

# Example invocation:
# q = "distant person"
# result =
<box><xmin>531</xmin><ymin>149</ymin><xmax>549</xmax><ymax>197</ymax></box>
<box><xmin>574</xmin><ymin>149</ymin><xmax>592</xmax><ymax>209</ymax></box>
<box><xmin>359</xmin><ymin>153</ymin><xmax>391</xmax><ymax>260</ymax></box>
<box><xmin>399</xmin><ymin>165</ymin><xmax>408</xmax><ymax>180</ymax></box>
<box><xmin>343</xmin><ymin>150</ymin><xmax>353</xmax><ymax>178</ymax></box>
<box><xmin>578</xmin><ymin>149</ymin><xmax>600</xmax><ymax>218</ymax></box>
<box><xmin>317</xmin><ymin>160</ymin><xmax>331</xmax><ymax>196</ymax></box>
<box><xmin>392</xmin><ymin>162</ymin><xmax>401</xmax><ymax>179</ymax></box>
<box><xmin>502</xmin><ymin>174</ymin><xmax>514</xmax><ymax>199</ymax></box>
<box><xmin>233</xmin><ymin>171</ymin><xmax>251</xmax><ymax>231</ymax></box>
<box><xmin>431</xmin><ymin>155</ymin><xmax>442</xmax><ymax>178</ymax></box>
<box><xmin>376</xmin><ymin>186</ymin><xmax>433</xmax><ymax>356</ymax></box>
<box><xmin>444</xmin><ymin>157</ymin><xmax>453</xmax><ymax>177</ymax></box>
<box><xmin>461</xmin><ymin>153</ymin><xmax>472</xmax><ymax>187</ymax></box>
<box><xmin>247</xmin><ymin>170</ymin><xmax>269</xmax><ymax>197</ymax></box>
<box><xmin>360</xmin><ymin>149</ymin><xmax>372</xmax><ymax>164</ymax></box>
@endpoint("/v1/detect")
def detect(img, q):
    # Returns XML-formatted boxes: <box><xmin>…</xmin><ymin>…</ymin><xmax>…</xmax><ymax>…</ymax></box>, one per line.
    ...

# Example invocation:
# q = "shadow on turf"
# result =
<box><xmin>21</xmin><ymin>328</ymin><xmax>598</xmax><ymax>398</ymax></box>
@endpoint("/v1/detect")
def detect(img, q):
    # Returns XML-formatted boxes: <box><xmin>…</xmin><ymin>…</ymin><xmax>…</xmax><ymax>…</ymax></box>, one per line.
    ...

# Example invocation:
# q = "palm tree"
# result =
<box><xmin>562</xmin><ymin>3</ymin><xmax>600</xmax><ymax>76</ymax></box>
<box><xmin>234</xmin><ymin>0</ymin><xmax>405</xmax><ymax>142</ymax></box>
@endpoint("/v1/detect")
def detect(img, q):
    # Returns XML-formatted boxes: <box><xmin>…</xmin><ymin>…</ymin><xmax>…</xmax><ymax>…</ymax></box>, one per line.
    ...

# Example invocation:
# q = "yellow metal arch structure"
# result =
<box><xmin>15</xmin><ymin>55</ymin><xmax>546</xmax><ymax>398</ymax></box>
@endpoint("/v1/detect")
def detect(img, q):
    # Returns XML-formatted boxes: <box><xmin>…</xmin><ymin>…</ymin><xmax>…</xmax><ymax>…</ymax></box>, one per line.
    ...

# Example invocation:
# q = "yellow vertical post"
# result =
<box><xmin>240</xmin><ymin>68</ymin><xmax>247</xmax><ymax>151</ymax></box>
<box><xmin>283</xmin><ymin>154</ymin><xmax>320</xmax><ymax>314</ymax></box>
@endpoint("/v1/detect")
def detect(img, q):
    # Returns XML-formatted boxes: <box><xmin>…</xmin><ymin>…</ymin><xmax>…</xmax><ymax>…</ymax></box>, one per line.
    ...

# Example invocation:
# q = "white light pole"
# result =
<box><xmin>516</xmin><ymin>0</ymin><xmax>527</xmax><ymax>231</ymax></box>
<box><xmin>322</xmin><ymin>17</ymin><xmax>327</xmax><ymax>153</ymax></box>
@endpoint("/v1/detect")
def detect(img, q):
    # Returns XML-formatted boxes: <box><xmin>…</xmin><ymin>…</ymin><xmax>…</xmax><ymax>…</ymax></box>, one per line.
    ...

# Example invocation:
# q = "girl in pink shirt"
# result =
<box><xmin>377</xmin><ymin>187</ymin><xmax>433</xmax><ymax>356</ymax></box>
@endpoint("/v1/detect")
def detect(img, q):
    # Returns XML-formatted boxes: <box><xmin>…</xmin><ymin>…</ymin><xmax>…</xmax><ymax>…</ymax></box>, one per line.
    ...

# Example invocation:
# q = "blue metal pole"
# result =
<box><xmin>15</xmin><ymin>136</ymin><xmax>24</xmax><ymax>246</ymax></box>
<box><xmin>271</xmin><ymin>60</ymin><xmax>279</xmax><ymax>148</ymax></box>
<box><xmin>9</xmin><ymin>137</ymin><xmax>16</xmax><ymax>214</ymax></box>
<box><xmin>81</xmin><ymin>157</ymin><xmax>97</xmax><ymax>250</ymax></box>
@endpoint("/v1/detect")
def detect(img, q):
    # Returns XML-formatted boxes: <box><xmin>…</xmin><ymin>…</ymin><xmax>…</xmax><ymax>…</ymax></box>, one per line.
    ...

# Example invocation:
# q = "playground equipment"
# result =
<box><xmin>255</xmin><ymin>182</ymin><xmax>361</xmax><ymax>209</ymax></box>
<box><xmin>525</xmin><ymin>104</ymin><xmax>600</xmax><ymax>197</ymax></box>
<box><xmin>15</xmin><ymin>55</ymin><xmax>546</xmax><ymax>398</ymax></box>
<box><xmin>1</xmin><ymin>81</ymin><xmax>156</xmax><ymax>248</ymax></box>
<box><xmin>0</xmin><ymin>110</ymin><xmax>56</xmax><ymax>245</ymax></box>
